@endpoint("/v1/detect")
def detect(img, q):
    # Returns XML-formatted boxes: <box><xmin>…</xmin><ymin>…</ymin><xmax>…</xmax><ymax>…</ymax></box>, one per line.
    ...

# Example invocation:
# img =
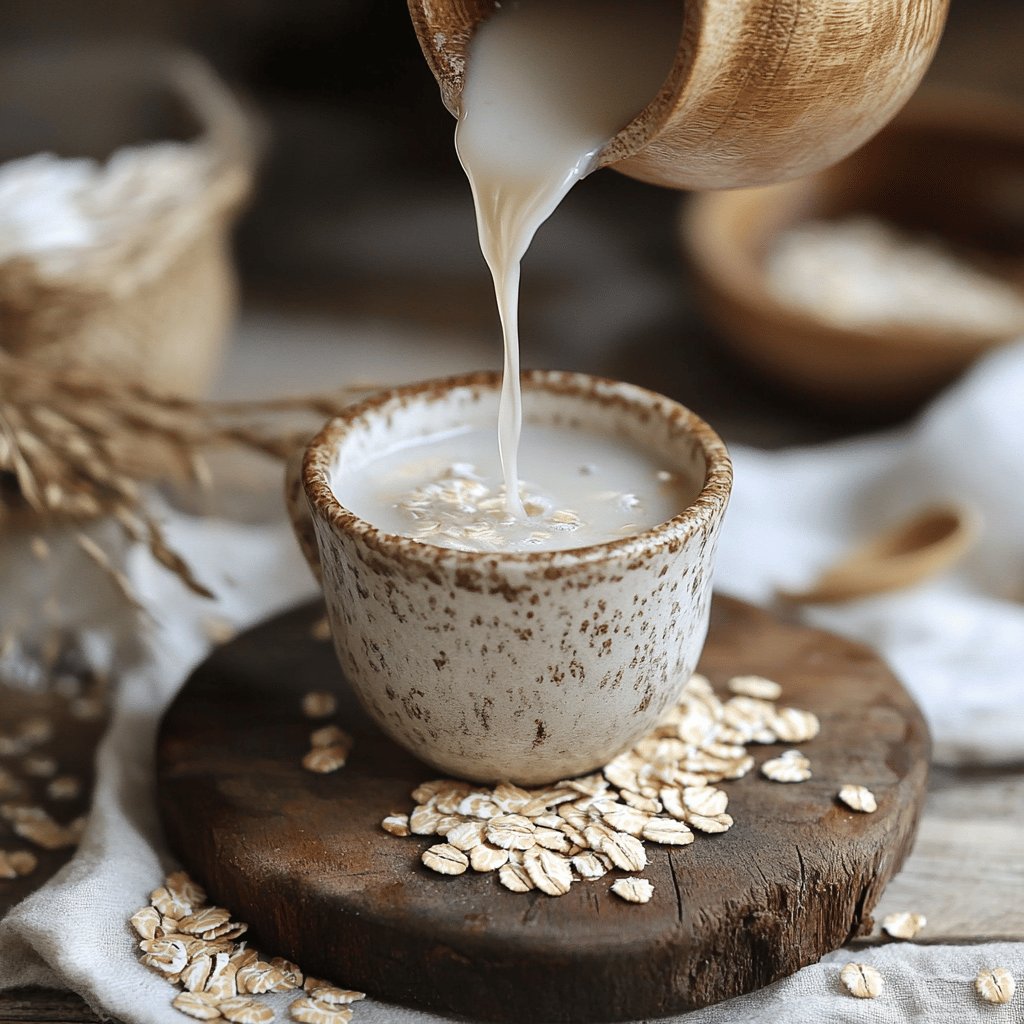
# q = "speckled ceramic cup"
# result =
<box><xmin>287</xmin><ymin>370</ymin><xmax>731</xmax><ymax>785</ymax></box>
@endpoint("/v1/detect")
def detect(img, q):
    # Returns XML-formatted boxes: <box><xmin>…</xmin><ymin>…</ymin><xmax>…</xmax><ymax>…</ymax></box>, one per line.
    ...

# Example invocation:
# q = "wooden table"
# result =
<box><xmin>2</xmin><ymin>3</ymin><xmax>1023</xmax><ymax>1019</ymax></box>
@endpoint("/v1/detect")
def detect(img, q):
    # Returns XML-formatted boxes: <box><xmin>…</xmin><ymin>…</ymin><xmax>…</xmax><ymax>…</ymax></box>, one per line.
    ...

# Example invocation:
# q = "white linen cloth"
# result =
<box><xmin>2</xmin><ymin>341</ymin><xmax>1023</xmax><ymax>1022</ymax></box>
<box><xmin>717</xmin><ymin>339</ymin><xmax>1024</xmax><ymax>766</ymax></box>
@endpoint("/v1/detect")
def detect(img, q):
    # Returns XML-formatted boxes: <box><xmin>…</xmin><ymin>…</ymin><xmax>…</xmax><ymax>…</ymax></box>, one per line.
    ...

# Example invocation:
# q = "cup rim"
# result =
<box><xmin>301</xmin><ymin>369</ymin><xmax>732</xmax><ymax>568</ymax></box>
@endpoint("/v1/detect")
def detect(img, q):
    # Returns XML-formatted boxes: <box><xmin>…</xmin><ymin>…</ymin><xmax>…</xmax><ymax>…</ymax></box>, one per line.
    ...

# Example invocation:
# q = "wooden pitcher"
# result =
<box><xmin>407</xmin><ymin>0</ymin><xmax>949</xmax><ymax>190</ymax></box>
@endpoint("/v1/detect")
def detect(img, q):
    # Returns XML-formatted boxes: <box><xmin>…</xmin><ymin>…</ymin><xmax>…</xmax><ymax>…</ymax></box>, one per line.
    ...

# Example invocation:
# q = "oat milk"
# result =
<box><xmin>338</xmin><ymin>2</ymin><xmax>682</xmax><ymax>548</ymax></box>
<box><xmin>455</xmin><ymin>0</ymin><xmax>680</xmax><ymax>518</ymax></box>
<box><xmin>337</xmin><ymin>423</ymin><xmax>691</xmax><ymax>552</ymax></box>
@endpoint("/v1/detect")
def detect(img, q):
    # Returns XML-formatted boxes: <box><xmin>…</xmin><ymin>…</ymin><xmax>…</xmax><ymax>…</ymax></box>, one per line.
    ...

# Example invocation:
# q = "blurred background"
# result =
<box><xmin>1</xmin><ymin>4</ymin><xmax>1022</xmax><ymax>998</ymax></box>
<box><xmin>1</xmin><ymin>0</ymin><xmax>1022</xmax><ymax>450</ymax></box>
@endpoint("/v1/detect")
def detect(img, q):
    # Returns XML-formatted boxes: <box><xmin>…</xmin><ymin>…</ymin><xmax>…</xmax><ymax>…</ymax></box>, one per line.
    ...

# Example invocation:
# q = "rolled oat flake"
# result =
<box><xmin>975</xmin><ymin>967</ymin><xmax>1016</xmax><ymax>1005</ymax></box>
<box><xmin>840</xmin><ymin>962</ymin><xmax>883</xmax><ymax>999</ymax></box>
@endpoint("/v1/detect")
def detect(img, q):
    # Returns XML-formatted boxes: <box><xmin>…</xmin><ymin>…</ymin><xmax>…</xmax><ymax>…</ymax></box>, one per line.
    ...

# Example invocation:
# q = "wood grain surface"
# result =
<box><xmin>155</xmin><ymin>597</ymin><xmax>928</xmax><ymax>1022</ymax></box>
<box><xmin>407</xmin><ymin>0</ymin><xmax>950</xmax><ymax>189</ymax></box>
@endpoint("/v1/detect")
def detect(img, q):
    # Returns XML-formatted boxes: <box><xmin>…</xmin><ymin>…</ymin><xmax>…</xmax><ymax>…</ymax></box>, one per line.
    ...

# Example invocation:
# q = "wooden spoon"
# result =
<box><xmin>407</xmin><ymin>0</ymin><xmax>949</xmax><ymax>190</ymax></box>
<box><xmin>778</xmin><ymin>504</ymin><xmax>979</xmax><ymax>605</ymax></box>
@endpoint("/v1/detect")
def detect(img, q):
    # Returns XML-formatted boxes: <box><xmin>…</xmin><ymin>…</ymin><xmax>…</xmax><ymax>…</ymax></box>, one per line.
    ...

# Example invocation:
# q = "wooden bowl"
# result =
<box><xmin>681</xmin><ymin>90</ymin><xmax>1024</xmax><ymax>415</ymax></box>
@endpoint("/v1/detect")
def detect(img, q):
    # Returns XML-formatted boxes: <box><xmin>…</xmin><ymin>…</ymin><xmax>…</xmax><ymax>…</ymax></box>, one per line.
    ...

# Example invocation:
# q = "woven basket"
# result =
<box><xmin>0</xmin><ymin>45</ymin><xmax>256</xmax><ymax>398</ymax></box>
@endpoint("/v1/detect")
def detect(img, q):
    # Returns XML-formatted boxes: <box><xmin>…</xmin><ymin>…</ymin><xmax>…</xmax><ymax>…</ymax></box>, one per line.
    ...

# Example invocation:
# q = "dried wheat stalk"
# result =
<box><xmin>0</xmin><ymin>349</ymin><xmax>377</xmax><ymax>606</ymax></box>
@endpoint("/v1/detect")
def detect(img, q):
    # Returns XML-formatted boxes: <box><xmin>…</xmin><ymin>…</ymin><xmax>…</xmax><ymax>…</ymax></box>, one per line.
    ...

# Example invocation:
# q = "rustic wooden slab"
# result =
<box><xmin>156</xmin><ymin>597</ymin><xmax>929</xmax><ymax>1022</ymax></box>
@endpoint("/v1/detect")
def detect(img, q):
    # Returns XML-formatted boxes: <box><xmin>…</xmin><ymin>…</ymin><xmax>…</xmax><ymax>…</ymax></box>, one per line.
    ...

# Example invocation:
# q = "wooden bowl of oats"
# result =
<box><xmin>681</xmin><ymin>89</ymin><xmax>1024</xmax><ymax>416</ymax></box>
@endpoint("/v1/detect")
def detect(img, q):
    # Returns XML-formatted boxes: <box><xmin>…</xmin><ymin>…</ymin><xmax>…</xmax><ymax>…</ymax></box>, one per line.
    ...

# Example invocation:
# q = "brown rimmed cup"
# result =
<box><xmin>287</xmin><ymin>370</ymin><xmax>731</xmax><ymax>785</ymax></box>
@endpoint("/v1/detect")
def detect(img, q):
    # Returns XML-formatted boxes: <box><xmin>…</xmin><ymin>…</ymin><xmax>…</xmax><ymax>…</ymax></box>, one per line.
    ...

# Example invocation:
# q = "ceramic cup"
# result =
<box><xmin>287</xmin><ymin>370</ymin><xmax>732</xmax><ymax>785</ymax></box>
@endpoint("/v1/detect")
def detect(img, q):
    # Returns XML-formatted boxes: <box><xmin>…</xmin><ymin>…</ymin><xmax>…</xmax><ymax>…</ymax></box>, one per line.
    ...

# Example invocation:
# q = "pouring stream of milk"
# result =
<box><xmin>454</xmin><ymin>0</ymin><xmax>680</xmax><ymax>517</ymax></box>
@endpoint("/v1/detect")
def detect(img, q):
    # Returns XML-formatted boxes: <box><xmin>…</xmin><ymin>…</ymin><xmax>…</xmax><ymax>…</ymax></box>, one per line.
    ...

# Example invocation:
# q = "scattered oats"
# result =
<box><xmin>492</xmin><ymin>782</ymin><xmax>532</xmax><ymax>813</ymax></box>
<box><xmin>457</xmin><ymin>793</ymin><xmax>501</xmax><ymax>819</ymax></box>
<box><xmin>422</xmin><ymin>843</ymin><xmax>469</xmax><ymax>875</ymax></box>
<box><xmin>840</xmin><ymin>962</ymin><xmax>883</xmax><ymax>999</ymax></box>
<box><xmin>976</xmin><ymin>967</ymin><xmax>1016</xmax><ymax>1005</ymax></box>
<box><xmin>388</xmin><ymin>673</ymin><xmax>820</xmax><ymax>902</ymax></box>
<box><xmin>686</xmin><ymin>812</ymin><xmax>734</xmax><ymax>833</ymax></box>
<box><xmin>132</xmin><ymin>878</ymin><xmax>359</xmax><ymax>1024</ymax></box>
<box><xmin>310</xmin><ymin>986</ymin><xmax>364</xmax><ymax>1005</ymax></box>
<box><xmin>0</xmin><ymin>849</ymin><xmax>36</xmax><ymax>878</ymax></box>
<box><xmin>205</xmin><ymin>951</ymin><xmax>241</xmax><ymax>1000</ymax></box>
<box><xmin>178</xmin><ymin>907</ymin><xmax>231</xmax><ymax>936</ymax></box>
<box><xmin>642</xmin><ymin>818</ymin><xmax>694</xmax><ymax>846</ymax></box>
<box><xmin>301</xmin><ymin>692</ymin><xmax>337</xmax><ymax>719</ymax></box>
<box><xmin>167</xmin><ymin>871</ymin><xmax>207</xmax><ymax>908</ymax></box>
<box><xmin>0</xmin><ymin>768</ymin><xmax>23</xmax><ymax>799</ymax></box>
<box><xmin>620</xmin><ymin>790</ymin><xmax>661</xmax><ymax>814</ymax></box>
<box><xmin>575</xmin><ymin>793</ymin><xmax>618</xmax><ymax>814</ymax></box>
<box><xmin>469</xmin><ymin>843</ymin><xmax>509</xmax><ymax>872</ymax></box>
<box><xmin>13</xmin><ymin>813</ymin><xmax>79</xmax><ymax>850</ymax></box>
<box><xmin>444</xmin><ymin>820</ymin><xmax>484</xmax><ymax>851</ymax></box>
<box><xmin>682</xmin><ymin>786</ymin><xmax>728</xmax><ymax>817</ymax></box>
<box><xmin>215</xmin><ymin>922</ymin><xmax>249</xmax><ymax>942</ymax></box>
<box><xmin>203</xmin><ymin>617</ymin><xmax>237</xmax><ymax>646</ymax></box>
<box><xmin>231</xmin><ymin>949</ymin><xmax>259</xmax><ymax>972</ymax></box>
<box><xmin>770</xmin><ymin>707</ymin><xmax>820</xmax><ymax>743</ymax></box>
<box><xmin>173</xmin><ymin>991</ymin><xmax>223</xmax><ymax>1020</ymax></box>
<box><xmin>18</xmin><ymin>716</ymin><xmax>54</xmax><ymax>746</ymax></box>
<box><xmin>592</xmin><ymin>830</ymin><xmax>647</xmax><ymax>872</ymax></box>
<box><xmin>46</xmin><ymin>775</ymin><xmax>82</xmax><ymax>801</ymax></box>
<box><xmin>310</xmin><ymin>617</ymin><xmax>332</xmax><ymax>642</ymax></box>
<box><xmin>217</xmin><ymin>996</ymin><xmax>274</xmax><ymax>1024</ymax></box>
<box><xmin>761</xmin><ymin>752</ymin><xmax>812</xmax><ymax>783</ymax></box>
<box><xmin>130</xmin><ymin>906</ymin><xmax>163</xmax><ymax>940</ymax></box>
<box><xmin>0</xmin><ymin>735</ymin><xmax>30</xmax><ymax>757</ymax></box>
<box><xmin>237</xmin><ymin>961</ymin><xmax>286</xmax><ymax>995</ymax></box>
<box><xmin>380</xmin><ymin>813</ymin><xmax>410</xmax><ymax>837</ymax></box>
<box><xmin>152</xmin><ymin>885</ymin><xmax>193</xmax><ymax>920</ymax></box>
<box><xmin>67</xmin><ymin>815</ymin><xmax>87</xmax><ymax>843</ymax></box>
<box><xmin>69</xmin><ymin>696</ymin><xmax>106</xmax><ymax>721</ymax></box>
<box><xmin>557</xmin><ymin>803</ymin><xmax>590</xmax><ymax>831</ymax></box>
<box><xmin>524</xmin><ymin>847</ymin><xmax>573</xmax><ymax>896</ymax></box>
<box><xmin>270</xmin><ymin>959</ymin><xmax>304</xmax><ymax>990</ymax></box>
<box><xmin>611</xmin><ymin>878</ymin><xmax>654</xmax><ymax>904</ymax></box>
<box><xmin>289</xmin><ymin>997</ymin><xmax>352</xmax><ymax>1024</ymax></box>
<box><xmin>727</xmin><ymin>675</ymin><xmax>782</xmax><ymax>701</ymax></box>
<box><xmin>533</xmin><ymin>826</ymin><xmax>572</xmax><ymax>853</ymax></box>
<box><xmin>409</xmin><ymin>805</ymin><xmax>442</xmax><ymax>835</ymax></box>
<box><xmin>180</xmin><ymin>953</ymin><xmax>215</xmax><ymax>993</ymax></box>
<box><xmin>838</xmin><ymin>784</ymin><xmax>877</xmax><ymax>813</ymax></box>
<box><xmin>498</xmin><ymin>861</ymin><xmax>535</xmax><ymax>892</ymax></box>
<box><xmin>570</xmin><ymin>851</ymin><xmax>608</xmax><ymax>880</ymax></box>
<box><xmin>411</xmin><ymin>779</ymin><xmax>463</xmax><ymax>804</ymax></box>
<box><xmin>434</xmin><ymin>788</ymin><xmax>470</xmax><ymax>814</ymax></box>
<box><xmin>564</xmin><ymin>773</ymin><xmax>608</xmax><ymax>797</ymax></box>
<box><xmin>302</xmin><ymin>745</ymin><xmax>348</xmax><ymax>774</ymax></box>
<box><xmin>434</xmin><ymin>813</ymin><xmax>463</xmax><ymax>836</ymax></box>
<box><xmin>882</xmin><ymin>912</ymin><xmax>927</xmax><ymax>940</ymax></box>
<box><xmin>0</xmin><ymin>803</ymin><xmax>45</xmax><ymax>823</ymax></box>
<box><xmin>140</xmin><ymin>937</ymin><xmax>190</xmax><ymax>976</ymax></box>
<box><xmin>485</xmin><ymin>814</ymin><xmax>537</xmax><ymax>851</ymax></box>
<box><xmin>6</xmin><ymin>849</ymin><xmax>37</xmax><ymax>875</ymax></box>
<box><xmin>602</xmin><ymin>806</ymin><xmax>650</xmax><ymax>836</ymax></box>
<box><xmin>659</xmin><ymin>787</ymin><xmax>688</xmax><ymax>821</ymax></box>
<box><xmin>21</xmin><ymin>755</ymin><xmax>58</xmax><ymax>778</ymax></box>
<box><xmin>309</xmin><ymin>725</ymin><xmax>352</xmax><ymax>750</ymax></box>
